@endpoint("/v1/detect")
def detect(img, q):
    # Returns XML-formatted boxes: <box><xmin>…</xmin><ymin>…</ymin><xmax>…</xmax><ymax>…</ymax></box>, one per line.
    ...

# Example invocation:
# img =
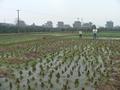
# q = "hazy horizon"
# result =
<box><xmin>0</xmin><ymin>0</ymin><xmax>120</xmax><ymax>27</ymax></box>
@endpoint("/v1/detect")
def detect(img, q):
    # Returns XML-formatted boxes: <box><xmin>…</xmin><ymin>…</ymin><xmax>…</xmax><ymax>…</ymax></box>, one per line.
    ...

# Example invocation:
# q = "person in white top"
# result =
<box><xmin>79</xmin><ymin>31</ymin><xmax>82</xmax><ymax>38</ymax></box>
<box><xmin>92</xmin><ymin>25</ymin><xmax>98</xmax><ymax>39</ymax></box>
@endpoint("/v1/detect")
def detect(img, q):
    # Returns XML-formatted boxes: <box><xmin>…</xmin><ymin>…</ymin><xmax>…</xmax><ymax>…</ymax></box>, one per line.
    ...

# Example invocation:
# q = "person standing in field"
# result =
<box><xmin>92</xmin><ymin>25</ymin><xmax>98</xmax><ymax>39</ymax></box>
<box><xmin>79</xmin><ymin>31</ymin><xmax>83</xmax><ymax>38</ymax></box>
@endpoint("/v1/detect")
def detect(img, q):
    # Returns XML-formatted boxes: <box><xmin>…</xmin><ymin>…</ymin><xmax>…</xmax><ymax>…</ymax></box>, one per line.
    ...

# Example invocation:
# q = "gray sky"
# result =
<box><xmin>0</xmin><ymin>0</ymin><xmax>120</xmax><ymax>27</ymax></box>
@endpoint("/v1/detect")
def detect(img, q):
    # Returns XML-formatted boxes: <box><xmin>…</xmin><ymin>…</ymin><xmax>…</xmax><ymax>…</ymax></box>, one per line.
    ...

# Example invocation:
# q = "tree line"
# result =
<box><xmin>0</xmin><ymin>25</ymin><xmax>120</xmax><ymax>33</ymax></box>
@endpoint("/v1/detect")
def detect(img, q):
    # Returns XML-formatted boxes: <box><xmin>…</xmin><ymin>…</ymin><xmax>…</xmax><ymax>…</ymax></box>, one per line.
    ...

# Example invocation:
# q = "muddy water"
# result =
<box><xmin>0</xmin><ymin>46</ymin><xmax>107</xmax><ymax>90</ymax></box>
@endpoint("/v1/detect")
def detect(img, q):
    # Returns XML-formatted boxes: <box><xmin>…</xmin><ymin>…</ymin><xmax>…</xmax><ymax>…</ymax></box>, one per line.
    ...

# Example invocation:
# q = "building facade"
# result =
<box><xmin>82</xmin><ymin>22</ymin><xmax>92</xmax><ymax>29</ymax></box>
<box><xmin>43</xmin><ymin>21</ymin><xmax>53</xmax><ymax>28</ymax></box>
<box><xmin>57</xmin><ymin>21</ymin><xmax>64</xmax><ymax>28</ymax></box>
<box><xmin>64</xmin><ymin>24</ymin><xmax>71</xmax><ymax>28</ymax></box>
<box><xmin>73</xmin><ymin>21</ymin><xmax>81</xmax><ymax>28</ymax></box>
<box><xmin>105</xmin><ymin>21</ymin><xmax>114</xmax><ymax>29</ymax></box>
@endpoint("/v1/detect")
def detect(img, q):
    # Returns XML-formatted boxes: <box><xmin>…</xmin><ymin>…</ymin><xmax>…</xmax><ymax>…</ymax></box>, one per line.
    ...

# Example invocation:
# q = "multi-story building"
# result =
<box><xmin>105</xmin><ymin>21</ymin><xmax>114</xmax><ymax>29</ymax></box>
<box><xmin>64</xmin><ymin>24</ymin><xmax>71</xmax><ymax>28</ymax></box>
<box><xmin>43</xmin><ymin>21</ymin><xmax>53</xmax><ymax>28</ymax></box>
<box><xmin>57</xmin><ymin>21</ymin><xmax>64</xmax><ymax>28</ymax></box>
<box><xmin>73</xmin><ymin>21</ymin><xmax>81</xmax><ymax>28</ymax></box>
<box><xmin>82</xmin><ymin>22</ymin><xmax>93</xmax><ymax>29</ymax></box>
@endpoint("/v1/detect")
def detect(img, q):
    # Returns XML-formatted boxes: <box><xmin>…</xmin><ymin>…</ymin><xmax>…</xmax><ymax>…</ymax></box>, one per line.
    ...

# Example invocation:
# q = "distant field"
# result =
<box><xmin>0</xmin><ymin>31</ymin><xmax>120</xmax><ymax>44</ymax></box>
<box><xmin>84</xmin><ymin>31</ymin><xmax>120</xmax><ymax>37</ymax></box>
<box><xmin>0</xmin><ymin>32</ymin><xmax>74</xmax><ymax>44</ymax></box>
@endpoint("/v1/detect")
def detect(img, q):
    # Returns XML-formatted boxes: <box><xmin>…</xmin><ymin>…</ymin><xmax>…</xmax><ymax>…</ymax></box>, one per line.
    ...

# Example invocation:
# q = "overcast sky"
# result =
<box><xmin>0</xmin><ymin>0</ymin><xmax>120</xmax><ymax>27</ymax></box>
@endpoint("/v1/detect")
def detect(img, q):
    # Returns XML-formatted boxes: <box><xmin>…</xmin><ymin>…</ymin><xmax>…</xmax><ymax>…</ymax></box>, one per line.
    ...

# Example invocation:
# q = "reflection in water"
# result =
<box><xmin>0</xmin><ymin>45</ymin><xmax>111</xmax><ymax>90</ymax></box>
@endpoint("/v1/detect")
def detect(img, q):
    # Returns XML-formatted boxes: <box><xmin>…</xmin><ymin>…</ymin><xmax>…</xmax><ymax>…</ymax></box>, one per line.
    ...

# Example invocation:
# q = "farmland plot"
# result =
<box><xmin>0</xmin><ymin>37</ymin><xmax>120</xmax><ymax>90</ymax></box>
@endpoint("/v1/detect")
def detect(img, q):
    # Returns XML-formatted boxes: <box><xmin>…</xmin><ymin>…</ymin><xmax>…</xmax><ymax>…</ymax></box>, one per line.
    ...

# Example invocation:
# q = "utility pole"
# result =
<box><xmin>16</xmin><ymin>10</ymin><xmax>20</xmax><ymax>33</ymax></box>
<box><xmin>81</xmin><ymin>18</ymin><xmax>83</xmax><ymax>28</ymax></box>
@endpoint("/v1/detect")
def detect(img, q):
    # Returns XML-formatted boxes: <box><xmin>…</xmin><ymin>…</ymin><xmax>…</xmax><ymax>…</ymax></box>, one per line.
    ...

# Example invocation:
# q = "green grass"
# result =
<box><xmin>0</xmin><ymin>33</ymin><xmax>43</xmax><ymax>44</ymax></box>
<box><xmin>84</xmin><ymin>31</ymin><xmax>120</xmax><ymax>37</ymax></box>
<box><xmin>0</xmin><ymin>31</ymin><xmax>120</xmax><ymax>44</ymax></box>
<box><xmin>0</xmin><ymin>32</ymin><xmax>74</xmax><ymax>44</ymax></box>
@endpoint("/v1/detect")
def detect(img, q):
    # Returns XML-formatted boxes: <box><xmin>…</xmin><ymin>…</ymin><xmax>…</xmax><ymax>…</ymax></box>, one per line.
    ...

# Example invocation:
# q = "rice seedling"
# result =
<box><xmin>0</xmin><ymin>38</ymin><xmax>120</xmax><ymax>90</ymax></box>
